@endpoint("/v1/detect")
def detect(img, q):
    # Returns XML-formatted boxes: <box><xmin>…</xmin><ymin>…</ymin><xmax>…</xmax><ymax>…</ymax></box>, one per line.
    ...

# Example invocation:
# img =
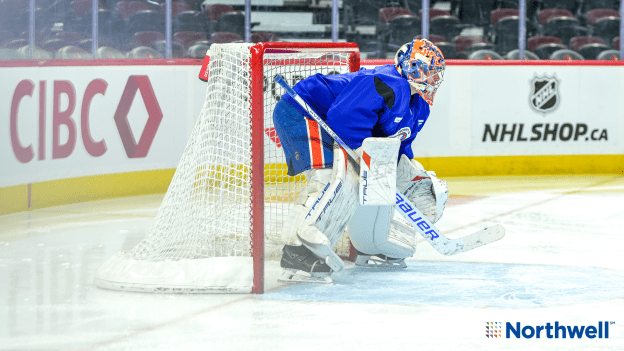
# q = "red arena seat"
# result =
<box><xmin>209</xmin><ymin>31</ymin><xmax>243</xmax><ymax>43</ymax></box>
<box><xmin>173</xmin><ymin>31</ymin><xmax>207</xmax><ymax>49</ymax></box>
<box><xmin>379</xmin><ymin>6</ymin><xmax>417</xmax><ymax>25</ymax></box>
<box><xmin>116</xmin><ymin>1</ymin><xmax>149</xmax><ymax>20</ymax></box>
<box><xmin>528</xmin><ymin>35</ymin><xmax>564</xmax><ymax>52</ymax></box>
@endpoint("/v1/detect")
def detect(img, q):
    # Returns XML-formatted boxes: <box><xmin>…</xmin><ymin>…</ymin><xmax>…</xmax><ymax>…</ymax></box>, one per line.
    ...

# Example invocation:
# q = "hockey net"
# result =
<box><xmin>94</xmin><ymin>42</ymin><xmax>360</xmax><ymax>294</ymax></box>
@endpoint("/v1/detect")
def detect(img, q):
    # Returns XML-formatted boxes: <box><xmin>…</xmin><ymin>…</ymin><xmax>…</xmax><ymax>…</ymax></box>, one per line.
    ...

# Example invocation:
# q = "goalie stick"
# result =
<box><xmin>274</xmin><ymin>75</ymin><xmax>504</xmax><ymax>255</ymax></box>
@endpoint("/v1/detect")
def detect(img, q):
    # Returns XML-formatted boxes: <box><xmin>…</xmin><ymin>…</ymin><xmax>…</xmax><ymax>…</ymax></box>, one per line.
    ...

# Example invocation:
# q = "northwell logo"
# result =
<box><xmin>486</xmin><ymin>322</ymin><xmax>502</xmax><ymax>338</ymax></box>
<box><xmin>488</xmin><ymin>321</ymin><xmax>614</xmax><ymax>339</ymax></box>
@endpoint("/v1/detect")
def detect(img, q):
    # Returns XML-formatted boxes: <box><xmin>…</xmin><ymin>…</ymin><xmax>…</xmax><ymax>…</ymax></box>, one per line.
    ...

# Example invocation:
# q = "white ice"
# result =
<box><xmin>1</xmin><ymin>176</ymin><xmax>623</xmax><ymax>351</ymax></box>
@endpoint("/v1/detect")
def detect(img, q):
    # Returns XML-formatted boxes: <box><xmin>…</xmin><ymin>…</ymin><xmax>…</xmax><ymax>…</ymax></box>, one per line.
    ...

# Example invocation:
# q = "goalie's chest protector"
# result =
<box><xmin>318</xmin><ymin>65</ymin><xmax>430</xmax><ymax>156</ymax></box>
<box><xmin>275</xmin><ymin>65</ymin><xmax>430</xmax><ymax>175</ymax></box>
<box><xmin>367</xmin><ymin>67</ymin><xmax>430</xmax><ymax>152</ymax></box>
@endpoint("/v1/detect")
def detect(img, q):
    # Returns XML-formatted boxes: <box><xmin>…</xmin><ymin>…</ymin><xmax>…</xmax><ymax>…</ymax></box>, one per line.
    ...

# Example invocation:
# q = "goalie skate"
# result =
<box><xmin>278</xmin><ymin>269</ymin><xmax>332</xmax><ymax>284</ymax></box>
<box><xmin>278</xmin><ymin>245</ymin><xmax>333</xmax><ymax>284</ymax></box>
<box><xmin>355</xmin><ymin>252</ymin><xmax>407</xmax><ymax>269</ymax></box>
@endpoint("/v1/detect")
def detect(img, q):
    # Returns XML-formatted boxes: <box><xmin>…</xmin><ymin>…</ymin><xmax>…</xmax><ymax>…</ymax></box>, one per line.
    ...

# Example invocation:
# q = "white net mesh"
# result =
<box><xmin>94</xmin><ymin>43</ymin><xmax>357</xmax><ymax>293</ymax></box>
<box><xmin>132</xmin><ymin>44</ymin><xmax>254</xmax><ymax>261</ymax></box>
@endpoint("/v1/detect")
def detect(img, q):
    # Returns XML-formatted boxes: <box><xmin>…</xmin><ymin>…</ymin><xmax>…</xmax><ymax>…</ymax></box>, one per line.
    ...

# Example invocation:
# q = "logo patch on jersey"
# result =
<box><xmin>394</xmin><ymin>117</ymin><xmax>403</xmax><ymax>123</ymax></box>
<box><xmin>390</xmin><ymin>127</ymin><xmax>411</xmax><ymax>141</ymax></box>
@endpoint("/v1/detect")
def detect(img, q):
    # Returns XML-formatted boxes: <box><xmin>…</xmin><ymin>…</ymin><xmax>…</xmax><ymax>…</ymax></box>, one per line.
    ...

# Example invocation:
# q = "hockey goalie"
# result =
<box><xmin>271</xmin><ymin>38</ymin><xmax>449</xmax><ymax>283</ymax></box>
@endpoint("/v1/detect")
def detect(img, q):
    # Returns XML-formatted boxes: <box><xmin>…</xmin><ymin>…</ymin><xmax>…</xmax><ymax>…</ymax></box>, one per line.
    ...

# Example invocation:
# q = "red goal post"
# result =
<box><xmin>94</xmin><ymin>42</ymin><xmax>361</xmax><ymax>294</ymax></box>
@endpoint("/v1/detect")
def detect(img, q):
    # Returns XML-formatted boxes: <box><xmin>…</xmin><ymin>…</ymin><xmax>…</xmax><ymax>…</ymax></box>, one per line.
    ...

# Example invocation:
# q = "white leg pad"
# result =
<box><xmin>348</xmin><ymin>205</ymin><xmax>417</xmax><ymax>259</ymax></box>
<box><xmin>281</xmin><ymin>143</ymin><xmax>360</xmax><ymax>272</ymax></box>
<box><xmin>281</xmin><ymin>168</ymin><xmax>332</xmax><ymax>246</ymax></box>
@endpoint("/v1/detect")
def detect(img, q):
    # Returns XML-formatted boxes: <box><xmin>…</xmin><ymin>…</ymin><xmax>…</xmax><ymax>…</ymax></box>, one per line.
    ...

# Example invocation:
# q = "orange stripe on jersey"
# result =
<box><xmin>306</xmin><ymin>118</ymin><xmax>324</xmax><ymax>168</ymax></box>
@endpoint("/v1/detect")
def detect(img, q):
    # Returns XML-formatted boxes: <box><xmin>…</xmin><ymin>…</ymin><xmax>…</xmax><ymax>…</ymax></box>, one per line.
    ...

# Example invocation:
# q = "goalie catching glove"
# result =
<box><xmin>396</xmin><ymin>154</ymin><xmax>449</xmax><ymax>223</ymax></box>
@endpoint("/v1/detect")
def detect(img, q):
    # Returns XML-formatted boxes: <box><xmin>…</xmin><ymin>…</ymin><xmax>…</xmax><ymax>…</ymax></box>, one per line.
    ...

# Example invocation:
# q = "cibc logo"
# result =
<box><xmin>10</xmin><ymin>75</ymin><xmax>162</xmax><ymax>163</ymax></box>
<box><xmin>486</xmin><ymin>321</ymin><xmax>615</xmax><ymax>339</ymax></box>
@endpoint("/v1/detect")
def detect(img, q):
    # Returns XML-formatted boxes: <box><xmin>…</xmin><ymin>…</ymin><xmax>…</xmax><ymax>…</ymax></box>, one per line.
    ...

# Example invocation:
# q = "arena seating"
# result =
<box><xmin>569</xmin><ymin>35</ymin><xmax>607</xmax><ymax>51</ymax></box>
<box><xmin>491</xmin><ymin>8</ymin><xmax>529</xmax><ymax>54</ymax></box>
<box><xmin>453</xmin><ymin>35</ymin><xmax>489</xmax><ymax>53</ymax></box>
<box><xmin>127</xmin><ymin>45</ymin><xmax>164</xmax><ymax>58</ymax></box>
<box><xmin>581</xmin><ymin>0</ymin><xmax>618</xmax><ymax>13</ymax></box>
<box><xmin>504</xmin><ymin>49</ymin><xmax>540</xmax><ymax>59</ymax></box>
<box><xmin>569</xmin><ymin>36</ymin><xmax>610</xmax><ymax>60</ymax></box>
<box><xmin>251</xmin><ymin>31</ymin><xmax>279</xmax><ymax>43</ymax></box>
<box><xmin>428</xmin><ymin>13</ymin><xmax>461</xmax><ymax>42</ymax></box>
<box><xmin>541</xmin><ymin>11</ymin><xmax>588</xmax><ymax>45</ymax></box>
<box><xmin>577</xmin><ymin>43</ymin><xmax>610</xmax><ymax>59</ymax></box>
<box><xmin>434</xmin><ymin>41</ymin><xmax>458</xmax><ymax>58</ymax></box>
<box><xmin>468</xmin><ymin>49</ymin><xmax>503</xmax><ymax>59</ymax></box>
<box><xmin>209</xmin><ymin>31</ymin><xmax>243</xmax><ymax>43</ymax></box>
<box><xmin>55</xmin><ymin>45</ymin><xmax>92</xmax><ymax>59</ymax></box>
<box><xmin>70</xmin><ymin>0</ymin><xmax>106</xmax><ymax>19</ymax></box>
<box><xmin>161</xmin><ymin>1</ymin><xmax>193</xmax><ymax>18</ymax></box>
<box><xmin>587</xmin><ymin>9</ymin><xmax>620</xmax><ymax>46</ymax></box>
<box><xmin>1</xmin><ymin>0</ymin><xmax>621</xmax><ymax>60</ymax></box>
<box><xmin>596</xmin><ymin>49</ymin><xmax>619</xmax><ymax>60</ymax></box>
<box><xmin>528</xmin><ymin>35</ymin><xmax>563</xmax><ymax>52</ymax></box>
<box><xmin>97</xmin><ymin>46</ymin><xmax>126</xmax><ymax>58</ymax></box>
<box><xmin>378</xmin><ymin>6</ymin><xmax>420</xmax><ymax>52</ymax></box>
<box><xmin>173</xmin><ymin>31</ymin><xmax>207</xmax><ymax>49</ymax></box>
<box><xmin>133</xmin><ymin>31</ymin><xmax>165</xmax><ymax>48</ymax></box>
<box><xmin>174</xmin><ymin>11</ymin><xmax>207</xmax><ymax>33</ymax></box>
<box><xmin>216</xmin><ymin>11</ymin><xmax>245</xmax><ymax>38</ymax></box>
<box><xmin>116</xmin><ymin>1</ymin><xmax>150</xmax><ymax>20</ymax></box>
<box><xmin>534</xmin><ymin>42</ymin><xmax>568</xmax><ymax>59</ymax></box>
<box><xmin>153</xmin><ymin>39</ymin><xmax>186</xmax><ymax>57</ymax></box>
<box><xmin>186</xmin><ymin>42</ymin><xmax>210</xmax><ymax>57</ymax></box>
<box><xmin>540</xmin><ymin>0</ymin><xmax>578</xmax><ymax>14</ymax></box>
<box><xmin>549</xmin><ymin>48</ymin><xmax>584</xmax><ymax>59</ymax></box>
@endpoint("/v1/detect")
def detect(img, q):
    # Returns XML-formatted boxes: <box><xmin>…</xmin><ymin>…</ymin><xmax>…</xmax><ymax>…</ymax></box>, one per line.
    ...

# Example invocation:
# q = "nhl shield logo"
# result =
<box><xmin>530</xmin><ymin>75</ymin><xmax>560</xmax><ymax>113</ymax></box>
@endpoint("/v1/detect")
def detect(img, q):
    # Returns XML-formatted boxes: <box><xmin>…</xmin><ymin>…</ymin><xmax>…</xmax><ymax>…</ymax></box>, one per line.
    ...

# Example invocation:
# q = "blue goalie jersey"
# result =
<box><xmin>274</xmin><ymin>64</ymin><xmax>431</xmax><ymax>176</ymax></box>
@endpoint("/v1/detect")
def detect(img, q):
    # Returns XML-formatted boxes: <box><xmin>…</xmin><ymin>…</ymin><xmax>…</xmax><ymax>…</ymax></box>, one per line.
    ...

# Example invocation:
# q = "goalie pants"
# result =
<box><xmin>273</xmin><ymin>99</ymin><xmax>334</xmax><ymax>176</ymax></box>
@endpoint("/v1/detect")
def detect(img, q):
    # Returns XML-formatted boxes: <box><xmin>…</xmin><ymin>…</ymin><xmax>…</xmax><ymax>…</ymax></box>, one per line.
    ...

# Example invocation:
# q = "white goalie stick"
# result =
<box><xmin>274</xmin><ymin>75</ymin><xmax>505</xmax><ymax>255</ymax></box>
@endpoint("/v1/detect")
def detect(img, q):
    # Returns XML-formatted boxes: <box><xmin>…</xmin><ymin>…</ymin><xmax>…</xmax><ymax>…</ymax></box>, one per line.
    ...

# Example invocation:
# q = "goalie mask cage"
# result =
<box><xmin>94</xmin><ymin>42</ymin><xmax>360</xmax><ymax>294</ymax></box>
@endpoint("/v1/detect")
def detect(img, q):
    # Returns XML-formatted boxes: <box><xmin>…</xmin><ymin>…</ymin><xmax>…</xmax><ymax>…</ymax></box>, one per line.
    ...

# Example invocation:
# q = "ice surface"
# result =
<box><xmin>1</xmin><ymin>176</ymin><xmax>623</xmax><ymax>350</ymax></box>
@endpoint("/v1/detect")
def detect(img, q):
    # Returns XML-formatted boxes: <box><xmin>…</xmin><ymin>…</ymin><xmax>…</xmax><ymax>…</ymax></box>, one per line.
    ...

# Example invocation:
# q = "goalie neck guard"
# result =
<box><xmin>394</xmin><ymin>38</ymin><xmax>445</xmax><ymax>106</ymax></box>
